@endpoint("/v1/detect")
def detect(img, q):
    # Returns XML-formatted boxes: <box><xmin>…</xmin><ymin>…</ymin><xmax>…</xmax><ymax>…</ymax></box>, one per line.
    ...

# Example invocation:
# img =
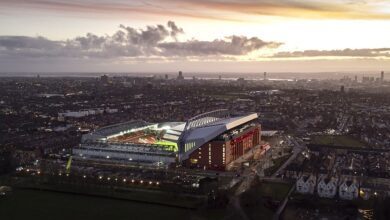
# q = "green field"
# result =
<box><xmin>240</xmin><ymin>181</ymin><xmax>292</xmax><ymax>219</ymax></box>
<box><xmin>0</xmin><ymin>189</ymin><xmax>212</xmax><ymax>220</ymax></box>
<box><xmin>254</xmin><ymin>182</ymin><xmax>292</xmax><ymax>200</ymax></box>
<box><xmin>155</xmin><ymin>140</ymin><xmax>178</xmax><ymax>152</ymax></box>
<box><xmin>310</xmin><ymin>135</ymin><xmax>365</xmax><ymax>148</ymax></box>
<box><xmin>264</xmin><ymin>154</ymin><xmax>291</xmax><ymax>176</ymax></box>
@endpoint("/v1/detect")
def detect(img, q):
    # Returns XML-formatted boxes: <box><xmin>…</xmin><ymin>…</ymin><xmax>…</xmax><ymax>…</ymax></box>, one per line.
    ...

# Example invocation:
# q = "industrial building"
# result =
<box><xmin>73</xmin><ymin>109</ymin><xmax>261</xmax><ymax>170</ymax></box>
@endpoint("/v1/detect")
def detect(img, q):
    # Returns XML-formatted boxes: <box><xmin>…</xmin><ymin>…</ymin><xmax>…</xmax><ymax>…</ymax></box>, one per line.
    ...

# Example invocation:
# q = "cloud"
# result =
<box><xmin>0</xmin><ymin>21</ymin><xmax>280</xmax><ymax>60</ymax></box>
<box><xmin>1</xmin><ymin>0</ymin><xmax>390</xmax><ymax>20</ymax></box>
<box><xmin>167</xmin><ymin>21</ymin><xmax>184</xmax><ymax>39</ymax></box>
<box><xmin>272</xmin><ymin>48</ymin><xmax>390</xmax><ymax>58</ymax></box>
<box><xmin>0</xmin><ymin>36</ymin><xmax>60</xmax><ymax>50</ymax></box>
<box><xmin>159</xmin><ymin>36</ymin><xmax>281</xmax><ymax>56</ymax></box>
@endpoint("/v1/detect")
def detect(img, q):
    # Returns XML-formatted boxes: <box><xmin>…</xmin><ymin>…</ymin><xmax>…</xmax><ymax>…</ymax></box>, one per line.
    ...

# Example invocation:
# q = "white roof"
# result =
<box><xmin>180</xmin><ymin>113</ymin><xmax>258</xmax><ymax>160</ymax></box>
<box><xmin>184</xmin><ymin>113</ymin><xmax>258</xmax><ymax>140</ymax></box>
<box><xmin>170</xmin><ymin>123</ymin><xmax>185</xmax><ymax>132</ymax></box>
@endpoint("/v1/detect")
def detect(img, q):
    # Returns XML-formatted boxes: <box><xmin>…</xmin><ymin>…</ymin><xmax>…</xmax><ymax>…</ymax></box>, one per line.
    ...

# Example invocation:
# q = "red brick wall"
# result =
<box><xmin>185</xmin><ymin>123</ymin><xmax>261</xmax><ymax>171</ymax></box>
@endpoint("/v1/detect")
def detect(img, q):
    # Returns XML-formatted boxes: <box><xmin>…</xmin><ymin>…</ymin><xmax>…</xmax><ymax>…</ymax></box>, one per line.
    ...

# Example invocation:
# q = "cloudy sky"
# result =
<box><xmin>0</xmin><ymin>0</ymin><xmax>389</xmax><ymax>73</ymax></box>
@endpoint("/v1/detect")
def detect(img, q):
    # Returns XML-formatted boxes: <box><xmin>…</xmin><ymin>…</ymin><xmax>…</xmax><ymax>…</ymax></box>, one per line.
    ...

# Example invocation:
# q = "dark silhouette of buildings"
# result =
<box><xmin>177</xmin><ymin>71</ymin><xmax>184</xmax><ymax>80</ymax></box>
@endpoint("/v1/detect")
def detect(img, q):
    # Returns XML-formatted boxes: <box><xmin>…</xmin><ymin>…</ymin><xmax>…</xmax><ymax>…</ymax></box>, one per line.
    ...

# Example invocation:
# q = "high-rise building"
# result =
<box><xmin>263</xmin><ymin>72</ymin><xmax>267</xmax><ymax>81</ymax></box>
<box><xmin>100</xmin><ymin>74</ymin><xmax>109</xmax><ymax>83</ymax></box>
<box><xmin>381</xmin><ymin>71</ymin><xmax>384</xmax><ymax>81</ymax></box>
<box><xmin>177</xmin><ymin>71</ymin><xmax>184</xmax><ymax>80</ymax></box>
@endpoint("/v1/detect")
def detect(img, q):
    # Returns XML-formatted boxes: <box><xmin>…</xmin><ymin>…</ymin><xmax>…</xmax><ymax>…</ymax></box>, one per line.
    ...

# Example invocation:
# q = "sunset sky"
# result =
<box><xmin>0</xmin><ymin>0</ymin><xmax>389</xmax><ymax>73</ymax></box>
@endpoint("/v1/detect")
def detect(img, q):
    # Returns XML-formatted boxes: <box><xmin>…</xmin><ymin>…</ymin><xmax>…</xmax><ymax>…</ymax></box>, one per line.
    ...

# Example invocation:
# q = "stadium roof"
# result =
<box><xmin>81</xmin><ymin>120</ymin><xmax>155</xmax><ymax>143</ymax></box>
<box><xmin>80</xmin><ymin>109</ymin><xmax>259</xmax><ymax>162</ymax></box>
<box><xmin>261</xmin><ymin>130</ymin><xmax>280</xmax><ymax>137</ymax></box>
<box><xmin>94</xmin><ymin>120</ymin><xmax>152</xmax><ymax>137</ymax></box>
<box><xmin>179</xmin><ymin>112</ymin><xmax>258</xmax><ymax>160</ymax></box>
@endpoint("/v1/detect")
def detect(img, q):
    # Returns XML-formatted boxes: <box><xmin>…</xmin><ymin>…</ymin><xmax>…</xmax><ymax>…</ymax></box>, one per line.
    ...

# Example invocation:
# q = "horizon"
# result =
<box><xmin>0</xmin><ymin>0</ymin><xmax>389</xmax><ymax>73</ymax></box>
<box><xmin>0</xmin><ymin>70</ymin><xmax>387</xmax><ymax>81</ymax></box>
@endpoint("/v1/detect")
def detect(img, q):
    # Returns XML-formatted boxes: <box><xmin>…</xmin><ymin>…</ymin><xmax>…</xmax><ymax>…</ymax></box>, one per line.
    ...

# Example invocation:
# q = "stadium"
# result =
<box><xmin>73</xmin><ymin>109</ymin><xmax>261</xmax><ymax>170</ymax></box>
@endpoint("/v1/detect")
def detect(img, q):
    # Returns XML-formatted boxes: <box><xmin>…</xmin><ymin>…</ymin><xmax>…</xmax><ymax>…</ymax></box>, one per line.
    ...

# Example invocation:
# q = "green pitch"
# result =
<box><xmin>155</xmin><ymin>140</ymin><xmax>178</xmax><ymax>152</ymax></box>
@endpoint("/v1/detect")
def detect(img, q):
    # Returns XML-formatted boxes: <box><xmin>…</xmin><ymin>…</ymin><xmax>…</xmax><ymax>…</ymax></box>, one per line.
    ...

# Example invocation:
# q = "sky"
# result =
<box><xmin>0</xmin><ymin>0</ymin><xmax>389</xmax><ymax>73</ymax></box>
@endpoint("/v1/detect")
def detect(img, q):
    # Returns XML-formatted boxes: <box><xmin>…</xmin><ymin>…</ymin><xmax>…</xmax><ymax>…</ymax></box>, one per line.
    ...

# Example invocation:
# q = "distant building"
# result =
<box><xmin>317</xmin><ymin>175</ymin><xmax>338</xmax><ymax>198</ymax></box>
<box><xmin>340</xmin><ymin>85</ymin><xmax>345</xmax><ymax>93</ymax></box>
<box><xmin>381</xmin><ymin>71</ymin><xmax>384</xmax><ymax>81</ymax></box>
<box><xmin>177</xmin><ymin>71</ymin><xmax>184</xmax><ymax>80</ymax></box>
<box><xmin>263</xmin><ymin>72</ymin><xmax>267</xmax><ymax>81</ymax></box>
<box><xmin>362</xmin><ymin>76</ymin><xmax>373</xmax><ymax>83</ymax></box>
<box><xmin>237</xmin><ymin>77</ymin><xmax>245</xmax><ymax>84</ymax></box>
<box><xmin>58</xmin><ymin>108</ymin><xmax>117</xmax><ymax>119</ymax></box>
<box><xmin>296</xmin><ymin>174</ymin><xmax>316</xmax><ymax>194</ymax></box>
<box><xmin>165</xmin><ymin>74</ymin><xmax>169</xmax><ymax>80</ymax></box>
<box><xmin>339</xmin><ymin>178</ymin><xmax>359</xmax><ymax>200</ymax></box>
<box><xmin>100</xmin><ymin>74</ymin><xmax>109</xmax><ymax>83</ymax></box>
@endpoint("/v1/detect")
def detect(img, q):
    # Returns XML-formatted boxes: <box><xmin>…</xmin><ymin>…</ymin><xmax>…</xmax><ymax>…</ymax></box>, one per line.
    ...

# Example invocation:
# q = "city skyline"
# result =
<box><xmin>0</xmin><ymin>0</ymin><xmax>389</xmax><ymax>72</ymax></box>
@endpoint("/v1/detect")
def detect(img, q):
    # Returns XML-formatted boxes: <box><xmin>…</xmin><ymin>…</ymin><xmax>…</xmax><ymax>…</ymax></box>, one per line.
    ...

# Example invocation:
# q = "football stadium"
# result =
<box><xmin>73</xmin><ymin>109</ymin><xmax>261</xmax><ymax>170</ymax></box>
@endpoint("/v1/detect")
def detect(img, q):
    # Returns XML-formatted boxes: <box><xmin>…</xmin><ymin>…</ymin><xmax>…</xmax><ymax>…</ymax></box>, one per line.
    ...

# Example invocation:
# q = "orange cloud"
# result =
<box><xmin>1</xmin><ymin>0</ymin><xmax>389</xmax><ymax>20</ymax></box>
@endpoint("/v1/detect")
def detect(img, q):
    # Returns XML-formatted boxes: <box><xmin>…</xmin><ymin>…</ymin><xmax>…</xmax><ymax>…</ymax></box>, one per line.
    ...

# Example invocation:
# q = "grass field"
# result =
<box><xmin>310</xmin><ymin>135</ymin><xmax>365</xmax><ymax>148</ymax></box>
<box><xmin>264</xmin><ymin>154</ymin><xmax>291</xmax><ymax>176</ymax></box>
<box><xmin>155</xmin><ymin>140</ymin><xmax>178</xmax><ymax>151</ymax></box>
<box><xmin>0</xmin><ymin>189</ymin><xmax>212</xmax><ymax>220</ymax></box>
<box><xmin>255</xmin><ymin>182</ymin><xmax>292</xmax><ymax>200</ymax></box>
<box><xmin>240</xmin><ymin>181</ymin><xmax>292</xmax><ymax>219</ymax></box>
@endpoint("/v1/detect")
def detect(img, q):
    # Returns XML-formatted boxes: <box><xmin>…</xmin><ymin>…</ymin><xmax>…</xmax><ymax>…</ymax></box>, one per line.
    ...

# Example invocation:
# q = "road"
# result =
<box><xmin>273</xmin><ymin>183</ymin><xmax>296</xmax><ymax>220</ymax></box>
<box><xmin>271</xmin><ymin>137</ymin><xmax>305</xmax><ymax>178</ymax></box>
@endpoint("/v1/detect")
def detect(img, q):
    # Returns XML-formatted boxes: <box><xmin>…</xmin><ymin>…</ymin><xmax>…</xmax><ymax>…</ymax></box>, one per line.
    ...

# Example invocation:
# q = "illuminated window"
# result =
<box><xmin>190</xmin><ymin>159</ymin><xmax>198</xmax><ymax>164</ymax></box>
